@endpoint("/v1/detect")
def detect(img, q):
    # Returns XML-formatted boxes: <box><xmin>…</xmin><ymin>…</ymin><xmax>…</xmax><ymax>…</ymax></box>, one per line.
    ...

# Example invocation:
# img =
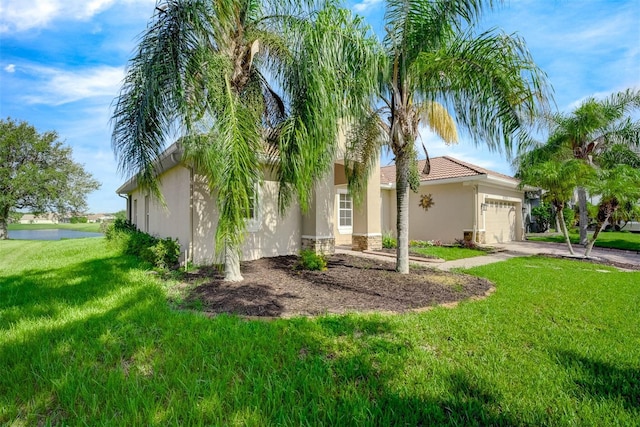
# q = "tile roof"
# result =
<box><xmin>380</xmin><ymin>156</ymin><xmax>519</xmax><ymax>185</ymax></box>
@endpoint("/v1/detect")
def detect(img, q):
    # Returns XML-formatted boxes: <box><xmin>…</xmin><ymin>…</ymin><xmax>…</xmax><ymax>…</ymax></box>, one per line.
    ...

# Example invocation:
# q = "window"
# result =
<box><xmin>338</xmin><ymin>192</ymin><xmax>352</xmax><ymax>231</ymax></box>
<box><xmin>245</xmin><ymin>183</ymin><xmax>260</xmax><ymax>232</ymax></box>
<box><xmin>133</xmin><ymin>199</ymin><xmax>138</xmax><ymax>226</ymax></box>
<box><xmin>144</xmin><ymin>195</ymin><xmax>150</xmax><ymax>233</ymax></box>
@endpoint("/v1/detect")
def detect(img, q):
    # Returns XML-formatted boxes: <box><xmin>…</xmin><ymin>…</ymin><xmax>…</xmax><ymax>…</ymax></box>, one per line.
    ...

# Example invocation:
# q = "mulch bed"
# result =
<box><xmin>180</xmin><ymin>253</ymin><xmax>494</xmax><ymax>318</ymax></box>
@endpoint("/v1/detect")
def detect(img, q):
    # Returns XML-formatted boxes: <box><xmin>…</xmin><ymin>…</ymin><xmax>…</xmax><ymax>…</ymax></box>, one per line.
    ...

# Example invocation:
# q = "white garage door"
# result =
<box><xmin>485</xmin><ymin>200</ymin><xmax>517</xmax><ymax>243</ymax></box>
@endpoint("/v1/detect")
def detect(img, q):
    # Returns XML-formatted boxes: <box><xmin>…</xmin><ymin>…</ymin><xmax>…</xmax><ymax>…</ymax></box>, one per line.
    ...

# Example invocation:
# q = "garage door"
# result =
<box><xmin>485</xmin><ymin>200</ymin><xmax>517</xmax><ymax>243</ymax></box>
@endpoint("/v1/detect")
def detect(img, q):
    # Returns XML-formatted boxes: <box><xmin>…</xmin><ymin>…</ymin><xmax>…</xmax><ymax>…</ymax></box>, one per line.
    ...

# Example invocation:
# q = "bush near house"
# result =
<box><xmin>105</xmin><ymin>218</ymin><xmax>180</xmax><ymax>270</ymax></box>
<box><xmin>298</xmin><ymin>249</ymin><xmax>328</xmax><ymax>271</ymax></box>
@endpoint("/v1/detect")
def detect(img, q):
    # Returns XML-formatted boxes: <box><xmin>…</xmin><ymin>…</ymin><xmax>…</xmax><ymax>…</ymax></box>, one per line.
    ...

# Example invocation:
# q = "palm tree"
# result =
<box><xmin>517</xmin><ymin>159</ymin><xmax>593</xmax><ymax>255</ymax></box>
<box><xmin>112</xmin><ymin>0</ymin><xmax>378</xmax><ymax>280</ymax></box>
<box><xmin>541</xmin><ymin>89</ymin><xmax>640</xmax><ymax>245</ymax></box>
<box><xmin>584</xmin><ymin>165</ymin><xmax>640</xmax><ymax>257</ymax></box>
<box><xmin>343</xmin><ymin>0</ymin><xmax>549</xmax><ymax>273</ymax></box>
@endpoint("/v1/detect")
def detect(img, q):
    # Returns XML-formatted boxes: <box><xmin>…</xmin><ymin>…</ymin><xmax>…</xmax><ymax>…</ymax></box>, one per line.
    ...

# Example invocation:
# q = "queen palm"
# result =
<box><xmin>112</xmin><ymin>0</ymin><xmax>378</xmax><ymax>280</ymax></box>
<box><xmin>343</xmin><ymin>0</ymin><xmax>549</xmax><ymax>273</ymax></box>
<box><xmin>517</xmin><ymin>159</ymin><xmax>593</xmax><ymax>255</ymax></box>
<box><xmin>541</xmin><ymin>89</ymin><xmax>640</xmax><ymax>245</ymax></box>
<box><xmin>585</xmin><ymin>165</ymin><xmax>640</xmax><ymax>257</ymax></box>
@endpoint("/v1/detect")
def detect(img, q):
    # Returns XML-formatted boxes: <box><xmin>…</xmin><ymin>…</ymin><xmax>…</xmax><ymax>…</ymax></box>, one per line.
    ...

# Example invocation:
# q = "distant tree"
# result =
<box><xmin>0</xmin><ymin>118</ymin><xmax>100</xmax><ymax>239</ymax></box>
<box><xmin>114</xmin><ymin>210</ymin><xmax>127</xmax><ymax>221</ymax></box>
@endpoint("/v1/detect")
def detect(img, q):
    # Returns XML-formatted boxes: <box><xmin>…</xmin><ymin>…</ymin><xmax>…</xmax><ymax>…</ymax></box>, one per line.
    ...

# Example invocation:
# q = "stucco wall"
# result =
<box><xmin>130</xmin><ymin>165</ymin><xmax>192</xmax><ymax>262</ymax></box>
<box><xmin>191</xmin><ymin>175</ymin><xmax>302</xmax><ymax>265</ymax></box>
<box><xmin>382</xmin><ymin>182</ymin><xmax>475</xmax><ymax>243</ymax></box>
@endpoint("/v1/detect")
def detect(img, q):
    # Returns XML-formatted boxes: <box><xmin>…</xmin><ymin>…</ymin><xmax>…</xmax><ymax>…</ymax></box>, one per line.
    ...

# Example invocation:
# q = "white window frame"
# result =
<box><xmin>337</xmin><ymin>189</ymin><xmax>353</xmax><ymax>234</ymax></box>
<box><xmin>245</xmin><ymin>182</ymin><xmax>261</xmax><ymax>233</ymax></box>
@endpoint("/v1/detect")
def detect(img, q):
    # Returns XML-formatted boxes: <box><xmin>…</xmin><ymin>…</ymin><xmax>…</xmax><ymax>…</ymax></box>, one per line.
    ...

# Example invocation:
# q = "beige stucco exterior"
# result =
<box><xmin>380</xmin><ymin>177</ymin><xmax>525</xmax><ymax>245</ymax></box>
<box><xmin>118</xmin><ymin>144</ymin><xmax>521</xmax><ymax>266</ymax></box>
<box><xmin>129</xmin><ymin>163</ymin><xmax>302</xmax><ymax>265</ymax></box>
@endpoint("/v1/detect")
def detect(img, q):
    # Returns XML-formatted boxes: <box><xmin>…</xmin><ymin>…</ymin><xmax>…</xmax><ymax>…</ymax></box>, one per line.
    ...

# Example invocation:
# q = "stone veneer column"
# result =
<box><xmin>301</xmin><ymin>164</ymin><xmax>336</xmax><ymax>254</ymax></box>
<box><xmin>351</xmin><ymin>156</ymin><xmax>382</xmax><ymax>251</ymax></box>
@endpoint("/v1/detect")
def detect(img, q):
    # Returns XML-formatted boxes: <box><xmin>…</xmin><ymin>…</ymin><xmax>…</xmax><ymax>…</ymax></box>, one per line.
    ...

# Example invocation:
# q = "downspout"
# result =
<box><xmin>117</xmin><ymin>193</ymin><xmax>130</xmax><ymax>221</ymax></box>
<box><xmin>472</xmin><ymin>185</ymin><xmax>478</xmax><ymax>243</ymax></box>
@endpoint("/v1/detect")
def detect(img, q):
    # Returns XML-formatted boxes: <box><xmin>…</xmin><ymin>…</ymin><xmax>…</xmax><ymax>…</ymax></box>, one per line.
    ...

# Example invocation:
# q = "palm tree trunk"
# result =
<box><xmin>577</xmin><ymin>186</ymin><xmax>589</xmax><ymax>245</ymax></box>
<box><xmin>224</xmin><ymin>242</ymin><xmax>243</xmax><ymax>281</ymax></box>
<box><xmin>557</xmin><ymin>205</ymin><xmax>575</xmax><ymax>255</ymax></box>
<box><xmin>584</xmin><ymin>218</ymin><xmax>607</xmax><ymax>258</ymax></box>
<box><xmin>395</xmin><ymin>149</ymin><xmax>410</xmax><ymax>274</ymax></box>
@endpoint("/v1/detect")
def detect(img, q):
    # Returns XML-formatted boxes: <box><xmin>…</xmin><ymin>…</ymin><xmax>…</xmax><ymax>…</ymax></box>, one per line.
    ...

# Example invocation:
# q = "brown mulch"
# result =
<box><xmin>180</xmin><ymin>254</ymin><xmax>494</xmax><ymax>318</ymax></box>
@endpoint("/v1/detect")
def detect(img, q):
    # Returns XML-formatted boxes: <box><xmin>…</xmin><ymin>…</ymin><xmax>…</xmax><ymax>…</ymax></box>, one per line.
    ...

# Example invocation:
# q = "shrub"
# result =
<box><xmin>454</xmin><ymin>238</ymin><xmax>478</xmax><ymax>249</ymax></box>
<box><xmin>104</xmin><ymin>220</ymin><xmax>180</xmax><ymax>270</ymax></box>
<box><xmin>382</xmin><ymin>231</ymin><xmax>397</xmax><ymax>249</ymax></box>
<box><xmin>298</xmin><ymin>249</ymin><xmax>327</xmax><ymax>271</ymax></box>
<box><xmin>562</xmin><ymin>207</ymin><xmax>576</xmax><ymax>230</ymax></box>
<box><xmin>409</xmin><ymin>239</ymin><xmax>434</xmax><ymax>248</ymax></box>
<box><xmin>531</xmin><ymin>203</ymin><xmax>552</xmax><ymax>232</ymax></box>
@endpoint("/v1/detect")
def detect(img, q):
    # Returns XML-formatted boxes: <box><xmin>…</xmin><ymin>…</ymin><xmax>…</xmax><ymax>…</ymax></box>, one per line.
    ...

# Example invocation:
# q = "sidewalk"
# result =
<box><xmin>336</xmin><ymin>240</ymin><xmax>639</xmax><ymax>272</ymax></box>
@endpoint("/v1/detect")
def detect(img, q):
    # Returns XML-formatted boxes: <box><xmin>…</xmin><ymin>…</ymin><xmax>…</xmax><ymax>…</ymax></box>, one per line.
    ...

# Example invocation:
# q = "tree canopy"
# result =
<box><xmin>111</xmin><ymin>0</ymin><xmax>378</xmax><ymax>280</ymax></box>
<box><xmin>0</xmin><ymin>117</ymin><xmax>100</xmax><ymax>239</ymax></box>
<box><xmin>343</xmin><ymin>0</ymin><xmax>550</xmax><ymax>273</ymax></box>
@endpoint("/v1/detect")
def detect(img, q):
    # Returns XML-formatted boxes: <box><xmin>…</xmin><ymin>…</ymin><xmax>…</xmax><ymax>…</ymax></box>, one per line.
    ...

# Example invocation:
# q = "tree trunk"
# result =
<box><xmin>224</xmin><ymin>242</ymin><xmax>243</xmax><ymax>282</ymax></box>
<box><xmin>557</xmin><ymin>204</ymin><xmax>575</xmax><ymax>255</ymax></box>
<box><xmin>0</xmin><ymin>205</ymin><xmax>9</xmax><ymax>240</ymax></box>
<box><xmin>577</xmin><ymin>186</ymin><xmax>589</xmax><ymax>245</ymax></box>
<box><xmin>395</xmin><ymin>149</ymin><xmax>410</xmax><ymax>274</ymax></box>
<box><xmin>584</xmin><ymin>218</ymin><xmax>608</xmax><ymax>258</ymax></box>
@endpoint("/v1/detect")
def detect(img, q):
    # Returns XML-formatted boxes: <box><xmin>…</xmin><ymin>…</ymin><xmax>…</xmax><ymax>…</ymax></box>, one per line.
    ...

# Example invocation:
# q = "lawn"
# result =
<box><xmin>8</xmin><ymin>222</ymin><xmax>102</xmax><ymax>232</ymax></box>
<box><xmin>1</xmin><ymin>239</ymin><xmax>638</xmax><ymax>425</ymax></box>
<box><xmin>410</xmin><ymin>245</ymin><xmax>487</xmax><ymax>261</ymax></box>
<box><xmin>527</xmin><ymin>230</ymin><xmax>640</xmax><ymax>251</ymax></box>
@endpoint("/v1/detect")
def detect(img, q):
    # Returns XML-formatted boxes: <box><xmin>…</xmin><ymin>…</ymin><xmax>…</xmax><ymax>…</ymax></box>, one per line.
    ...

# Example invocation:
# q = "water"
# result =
<box><xmin>8</xmin><ymin>229</ymin><xmax>104</xmax><ymax>240</ymax></box>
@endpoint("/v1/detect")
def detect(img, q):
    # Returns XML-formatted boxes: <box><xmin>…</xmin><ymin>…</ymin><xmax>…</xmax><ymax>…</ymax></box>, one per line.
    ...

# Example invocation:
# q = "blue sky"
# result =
<box><xmin>1</xmin><ymin>0</ymin><xmax>638</xmax><ymax>213</ymax></box>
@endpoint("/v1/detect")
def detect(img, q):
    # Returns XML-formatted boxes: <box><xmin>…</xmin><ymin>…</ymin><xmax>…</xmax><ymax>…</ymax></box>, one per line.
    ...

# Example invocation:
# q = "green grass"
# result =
<box><xmin>1</xmin><ymin>239</ymin><xmax>638</xmax><ymax>425</ymax></box>
<box><xmin>410</xmin><ymin>245</ymin><xmax>487</xmax><ymax>261</ymax></box>
<box><xmin>528</xmin><ymin>230</ymin><xmax>640</xmax><ymax>251</ymax></box>
<box><xmin>8</xmin><ymin>222</ymin><xmax>102</xmax><ymax>232</ymax></box>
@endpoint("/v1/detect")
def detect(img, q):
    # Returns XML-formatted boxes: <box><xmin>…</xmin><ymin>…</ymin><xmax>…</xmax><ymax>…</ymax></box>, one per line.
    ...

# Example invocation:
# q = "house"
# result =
<box><xmin>18</xmin><ymin>213</ymin><xmax>59</xmax><ymax>224</ymax></box>
<box><xmin>117</xmin><ymin>145</ymin><xmax>525</xmax><ymax>265</ymax></box>
<box><xmin>379</xmin><ymin>157</ymin><xmax>526</xmax><ymax>245</ymax></box>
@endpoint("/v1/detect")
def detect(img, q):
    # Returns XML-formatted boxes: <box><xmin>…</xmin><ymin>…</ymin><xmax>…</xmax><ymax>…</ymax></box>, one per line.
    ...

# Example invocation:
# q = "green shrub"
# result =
<box><xmin>562</xmin><ymin>207</ymin><xmax>576</xmax><ymax>230</ymax></box>
<box><xmin>532</xmin><ymin>203</ymin><xmax>552</xmax><ymax>232</ymax></box>
<box><xmin>104</xmin><ymin>220</ymin><xmax>180</xmax><ymax>270</ymax></box>
<box><xmin>382</xmin><ymin>231</ymin><xmax>397</xmax><ymax>249</ymax></box>
<box><xmin>298</xmin><ymin>249</ymin><xmax>327</xmax><ymax>271</ymax></box>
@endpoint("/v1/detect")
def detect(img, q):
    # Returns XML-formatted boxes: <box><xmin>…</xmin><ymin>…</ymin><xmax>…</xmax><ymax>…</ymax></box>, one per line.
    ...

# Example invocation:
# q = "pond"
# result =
<box><xmin>8</xmin><ymin>229</ymin><xmax>104</xmax><ymax>240</ymax></box>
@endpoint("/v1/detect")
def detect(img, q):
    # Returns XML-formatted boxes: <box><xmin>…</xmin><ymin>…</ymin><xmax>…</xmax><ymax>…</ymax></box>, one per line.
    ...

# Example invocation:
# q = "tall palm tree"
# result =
<box><xmin>541</xmin><ymin>89</ymin><xmax>640</xmax><ymax>245</ymax></box>
<box><xmin>112</xmin><ymin>0</ymin><xmax>378</xmax><ymax>280</ymax></box>
<box><xmin>343</xmin><ymin>0</ymin><xmax>549</xmax><ymax>274</ymax></box>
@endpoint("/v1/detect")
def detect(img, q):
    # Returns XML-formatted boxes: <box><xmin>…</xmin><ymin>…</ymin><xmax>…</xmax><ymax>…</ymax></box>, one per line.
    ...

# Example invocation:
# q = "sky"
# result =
<box><xmin>1</xmin><ymin>0</ymin><xmax>639</xmax><ymax>214</ymax></box>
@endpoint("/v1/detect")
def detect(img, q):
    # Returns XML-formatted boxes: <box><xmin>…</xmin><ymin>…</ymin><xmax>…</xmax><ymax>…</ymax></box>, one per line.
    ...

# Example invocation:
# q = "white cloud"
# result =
<box><xmin>352</xmin><ymin>0</ymin><xmax>384</xmax><ymax>13</ymax></box>
<box><xmin>4</xmin><ymin>64</ymin><xmax>16</xmax><ymax>73</ymax></box>
<box><xmin>22</xmin><ymin>65</ymin><xmax>125</xmax><ymax>105</ymax></box>
<box><xmin>0</xmin><ymin>0</ymin><xmax>155</xmax><ymax>32</ymax></box>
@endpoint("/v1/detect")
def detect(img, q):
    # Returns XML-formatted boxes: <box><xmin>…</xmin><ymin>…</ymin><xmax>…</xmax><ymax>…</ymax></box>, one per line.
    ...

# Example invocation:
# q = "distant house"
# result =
<box><xmin>117</xmin><ymin>144</ymin><xmax>526</xmax><ymax>265</ymax></box>
<box><xmin>18</xmin><ymin>213</ymin><xmax>59</xmax><ymax>224</ymax></box>
<box><xmin>87</xmin><ymin>214</ymin><xmax>115</xmax><ymax>223</ymax></box>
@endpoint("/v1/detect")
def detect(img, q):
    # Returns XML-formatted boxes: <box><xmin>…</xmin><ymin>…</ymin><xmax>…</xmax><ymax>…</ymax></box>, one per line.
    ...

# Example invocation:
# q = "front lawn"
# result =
<box><xmin>8</xmin><ymin>222</ymin><xmax>102</xmax><ymax>232</ymax></box>
<box><xmin>527</xmin><ymin>230</ymin><xmax>640</xmax><ymax>251</ymax></box>
<box><xmin>410</xmin><ymin>245</ymin><xmax>487</xmax><ymax>261</ymax></box>
<box><xmin>1</xmin><ymin>239</ymin><xmax>638</xmax><ymax>425</ymax></box>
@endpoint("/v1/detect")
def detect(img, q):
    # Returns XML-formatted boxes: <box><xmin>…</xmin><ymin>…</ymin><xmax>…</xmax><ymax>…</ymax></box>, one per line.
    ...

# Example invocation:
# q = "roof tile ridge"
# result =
<box><xmin>441</xmin><ymin>155</ymin><xmax>485</xmax><ymax>175</ymax></box>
